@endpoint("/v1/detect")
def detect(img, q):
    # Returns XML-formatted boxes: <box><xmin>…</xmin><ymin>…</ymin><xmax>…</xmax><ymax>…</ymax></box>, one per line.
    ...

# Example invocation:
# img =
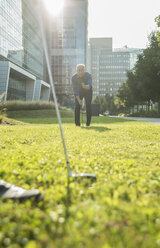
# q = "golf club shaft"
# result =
<box><xmin>37</xmin><ymin>4</ymin><xmax>72</xmax><ymax>176</ymax></box>
<box><xmin>82</xmin><ymin>99</ymin><xmax>85</xmax><ymax>126</ymax></box>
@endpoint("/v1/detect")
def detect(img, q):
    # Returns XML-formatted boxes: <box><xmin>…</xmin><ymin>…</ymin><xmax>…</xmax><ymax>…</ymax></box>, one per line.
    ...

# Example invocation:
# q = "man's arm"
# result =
<box><xmin>76</xmin><ymin>96</ymin><xmax>82</xmax><ymax>106</ymax></box>
<box><xmin>72</xmin><ymin>76</ymin><xmax>82</xmax><ymax>106</ymax></box>
<box><xmin>82</xmin><ymin>73</ymin><xmax>92</xmax><ymax>90</ymax></box>
<box><xmin>82</xmin><ymin>83</ymin><xmax>90</xmax><ymax>90</ymax></box>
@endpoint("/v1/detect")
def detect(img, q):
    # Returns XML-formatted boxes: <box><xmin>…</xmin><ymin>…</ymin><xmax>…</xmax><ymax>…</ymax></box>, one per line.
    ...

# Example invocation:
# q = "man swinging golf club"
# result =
<box><xmin>72</xmin><ymin>64</ymin><xmax>92</xmax><ymax>126</ymax></box>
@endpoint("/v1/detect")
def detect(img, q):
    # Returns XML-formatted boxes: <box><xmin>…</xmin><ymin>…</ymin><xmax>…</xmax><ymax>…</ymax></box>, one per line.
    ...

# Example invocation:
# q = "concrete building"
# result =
<box><xmin>48</xmin><ymin>0</ymin><xmax>88</xmax><ymax>104</ymax></box>
<box><xmin>114</xmin><ymin>47</ymin><xmax>142</xmax><ymax>70</ymax></box>
<box><xmin>0</xmin><ymin>0</ymin><xmax>50</xmax><ymax>101</ymax></box>
<box><xmin>89</xmin><ymin>38</ymin><xmax>112</xmax><ymax>98</ymax></box>
<box><xmin>89</xmin><ymin>38</ymin><xmax>142</xmax><ymax>98</ymax></box>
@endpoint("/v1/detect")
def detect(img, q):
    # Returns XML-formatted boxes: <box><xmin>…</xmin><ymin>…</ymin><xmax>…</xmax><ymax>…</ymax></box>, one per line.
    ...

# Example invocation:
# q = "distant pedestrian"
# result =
<box><xmin>72</xmin><ymin>64</ymin><xmax>92</xmax><ymax>126</ymax></box>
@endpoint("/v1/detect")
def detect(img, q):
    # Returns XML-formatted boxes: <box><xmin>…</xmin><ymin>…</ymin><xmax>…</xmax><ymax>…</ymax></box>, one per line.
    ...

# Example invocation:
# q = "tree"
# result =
<box><xmin>115</xmin><ymin>32</ymin><xmax>160</xmax><ymax>114</ymax></box>
<box><xmin>93</xmin><ymin>94</ymin><xmax>118</xmax><ymax>115</ymax></box>
<box><xmin>126</xmin><ymin>70</ymin><xmax>144</xmax><ymax>105</ymax></box>
<box><xmin>104</xmin><ymin>94</ymin><xmax>117</xmax><ymax>114</ymax></box>
<box><xmin>155</xmin><ymin>15</ymin><xmax>160</xmax><ymax>46</ymax></box>
<box><xmin>93</xmin><ymin>96</ymin><xmax>108</xmax><ymax>114</ymax></box>
<box><xmin>114</xmin><ymin>82</ymin><xmax>132</xmax><ymax>112</ymax></box>
<box><xmin>134</xmin><ymin>33</ymin><xmax>160</xmax><ymax>111</ymax></box>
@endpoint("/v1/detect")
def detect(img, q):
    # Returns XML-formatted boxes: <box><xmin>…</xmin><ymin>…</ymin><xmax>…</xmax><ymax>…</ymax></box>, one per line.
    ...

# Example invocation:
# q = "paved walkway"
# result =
<box><xmin>115</xmin><ymin>116</ymin><xmax>160</xmax><ymax>125</ymax></box>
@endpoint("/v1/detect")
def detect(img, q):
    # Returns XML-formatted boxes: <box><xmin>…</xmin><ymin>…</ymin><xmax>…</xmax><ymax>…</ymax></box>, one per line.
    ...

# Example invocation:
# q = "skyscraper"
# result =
<box><xmin>89</xmin><ymin>38</ymin><xmax>112</xmax><ymax>98</ymax></box>
<box><xmin>48</xmin><ymin>0</ymin><xmax>88</xmax><ymax>104</ymax></box>
<box><xmin>0</xmin><ymin>0</ymin><xmax>50</xmax><ymax>101</ymax></box>
<box><xmin>89</xmin><ymin>38</ymin><xmax>142</xmax><ymax>98</ymax></box>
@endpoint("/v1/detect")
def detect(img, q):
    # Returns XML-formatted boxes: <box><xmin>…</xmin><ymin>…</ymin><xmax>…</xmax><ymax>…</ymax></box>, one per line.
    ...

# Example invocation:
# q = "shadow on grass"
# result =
<box><xmin>91</xmin><ymin>116</ymin><xmax>136</xmax><ymax>125</ymax></box>
<box><xmin>81</xmin><ymin>126</ymin><xmax>111</xmax><ymax>132</ymax></box>
<box><xmin>14</xmin><ymin>116</ymin><xmax>136</xmax><ymax>125</ymax></box>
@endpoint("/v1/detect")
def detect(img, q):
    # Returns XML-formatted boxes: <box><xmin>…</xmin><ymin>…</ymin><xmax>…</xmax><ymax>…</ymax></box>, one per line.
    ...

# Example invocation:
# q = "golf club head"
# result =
<box><xmin>71</xmin><ymin>173</ymin><xmax>96</xmax><ymax>182</ymax></box>
<box><xmin>81</xmin><ymin>125</ymin><xmax>85</xmax><ymax>128</ymax></box>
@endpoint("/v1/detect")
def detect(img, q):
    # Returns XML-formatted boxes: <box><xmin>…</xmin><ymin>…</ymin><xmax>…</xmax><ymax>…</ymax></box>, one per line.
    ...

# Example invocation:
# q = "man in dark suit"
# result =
<box><xmin>72</xmin><ymin>64</ymin><xmax>92</xmax><ymax>126</ymax></box>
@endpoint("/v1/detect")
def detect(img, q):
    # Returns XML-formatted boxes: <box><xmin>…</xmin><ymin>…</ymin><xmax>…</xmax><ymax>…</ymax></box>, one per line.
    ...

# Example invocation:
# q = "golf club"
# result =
<box><xmin>81</xmin><ymin>98</ymin><xmax>85</xmax><ymax>128</ymax></box>
<box><xmin>37</xmin><ymin>3</ymin><xmax>96</xmax><ymax>182</ymax></box>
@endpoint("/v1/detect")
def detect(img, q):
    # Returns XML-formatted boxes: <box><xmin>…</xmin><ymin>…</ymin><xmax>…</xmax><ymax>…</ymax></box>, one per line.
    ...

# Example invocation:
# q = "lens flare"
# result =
<box><xmin>44</xmin><ymin>0</ymin><xmax>64</xmax><ymax>16</ymax></box>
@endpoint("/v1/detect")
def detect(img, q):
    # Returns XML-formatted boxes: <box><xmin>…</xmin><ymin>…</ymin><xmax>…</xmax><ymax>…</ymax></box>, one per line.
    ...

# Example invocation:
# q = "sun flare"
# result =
<box><xmin>44</xmin><ymin>0</ymin><xmax>64</xmax><ymax>16</ymax></box>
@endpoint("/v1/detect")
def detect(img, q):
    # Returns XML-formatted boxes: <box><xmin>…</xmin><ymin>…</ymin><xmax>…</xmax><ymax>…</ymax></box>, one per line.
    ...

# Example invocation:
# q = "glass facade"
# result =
<box><xmin>90</xmin><ymin>38</ymin><xmax>113</xmax><ymax>98</ymax></box>
<box><xmin>0</xmin><ymin>0</ymin><xmax>44</xmax><ymax>79</ymax></box>
<box><xmin>7</xmin><ymin>76</ymin><xmax>26</xmax><ymax>100</ymax></box>
<box><xmin>90</xmin><ymin>38</ymin><xmax>142</xmax><ymax>98</ymax></box>
<box><xmin>50</xmin><ymin>0</ymin><xmax>88</xmax><ymax>103</ymax></box>
<box><xmin>99</xmin><ymin>52</ymin><xmax>130</xmax><ymax>97</ymax></box>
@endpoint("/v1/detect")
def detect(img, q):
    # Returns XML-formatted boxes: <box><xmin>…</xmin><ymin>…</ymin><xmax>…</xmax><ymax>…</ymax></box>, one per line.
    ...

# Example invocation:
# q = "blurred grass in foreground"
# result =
<box><xmin>0</xmin><ymin>116</ymin><xmax>160</xmax><ymax>248</ymax></box>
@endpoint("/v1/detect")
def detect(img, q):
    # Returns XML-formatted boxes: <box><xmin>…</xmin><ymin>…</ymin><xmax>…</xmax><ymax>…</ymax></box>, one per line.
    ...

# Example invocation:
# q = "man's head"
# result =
<box><xmin>76</xmin><ymin>64</ymin><xmax>86</xmax><ymax>77</ymax></box>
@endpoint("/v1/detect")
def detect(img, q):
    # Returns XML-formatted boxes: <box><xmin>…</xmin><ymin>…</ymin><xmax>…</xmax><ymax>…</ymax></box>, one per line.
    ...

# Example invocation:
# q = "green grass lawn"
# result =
<box><xmin>0</xmin><ymin>116</ymin><xmax>160</xmax><ymax>248</ymax></box>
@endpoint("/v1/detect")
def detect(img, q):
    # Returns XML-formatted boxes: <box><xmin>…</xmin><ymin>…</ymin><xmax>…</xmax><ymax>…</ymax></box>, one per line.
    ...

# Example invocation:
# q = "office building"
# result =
<box><xmin>114</xmin><ymin>46</ymin><xmax>142</xmax><ymax>70</ymax></box>
<box><xmin>89</xmin><ymin>38</ymin><xmax>142</xmax><ymax>98</ymax></box>
<box><xmin>0</xmin><ymin>0</ymin><xmax>50</xmax><ymax>101</ymax></box>
<box><xmin>48</xmin><ymin>0</ymin><xmax>88</xmax><ymax>104</ymax></box>
<box><xmin>89</xmin><ymin>38</ymin><xmax>112</xmax><ymax>98</ymax></box>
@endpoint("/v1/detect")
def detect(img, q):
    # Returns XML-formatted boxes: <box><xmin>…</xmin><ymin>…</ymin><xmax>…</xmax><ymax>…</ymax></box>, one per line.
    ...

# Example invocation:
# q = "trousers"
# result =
<box><xmin>75</xmin><ymin>88</ymin><xmax>92</xmax><ymax>126</ymax></box>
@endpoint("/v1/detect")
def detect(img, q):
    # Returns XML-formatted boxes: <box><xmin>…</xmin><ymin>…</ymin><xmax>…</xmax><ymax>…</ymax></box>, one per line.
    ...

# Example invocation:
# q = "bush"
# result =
<box><xmin>0</xmin><ymin>100</ymin><xmax>56</xmax><ymax>111</ymax></box>
<box><xmin>0</xmin><ymin>115</ymin><xmax>3</xmax><ymax>123</ymax></box>
<box><xmin>129</xmin><ymin>109</ymin><xmax>160</xmax><ymax>118</ymax></box>
<box><xmin>7</xmin><ymin>109</ymin><xmax>74</xmax><ymax>119</ymax></box>
<box><xmin>0</xmin><ymin>92</ymin><xmax>7</xmax><ymax>120</ymax></box>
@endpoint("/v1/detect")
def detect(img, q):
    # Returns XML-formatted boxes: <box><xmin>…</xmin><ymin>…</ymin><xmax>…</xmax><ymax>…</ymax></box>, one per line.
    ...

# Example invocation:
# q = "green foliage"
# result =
<box><xmin>93</xmin><ymin>96</ymin><xmax>106</xmax><ymax>113</ymax></box>
<box><xmin>0</xmin><ymin>100</ymin><xmax>73</xmax><ymax>119</ymax></box>
<box><xmin>134</xmin><ymin>33</ymin><xmax>160</xmax><ymax>103</ymax></box>
<box><xmin>0</xmin><ymin>116</ymin><xmax>24</xmax><ymax>125</ymax></box>
<box><xmin>93</xmin><ymin>94</ymin><xmax>117</xmax><ymax>115</ymax></box>
<box><xmin>155</xmin><ymin>15</ymin><xmax>160</xmax><ymax>27</ymax></box>
<box><xmin>0</xmin><ymin>101</ymin><xmax>56</xmax><ymax>111</ymax></box>
<box><xmin>0</xmin><ymin>92</ymin><xmax>5</xmax><ymax>102</ymax></box>
<box><xmin>129</xmin><ymin>109</ymin><xmax>160</xmax><ymax>118</ymax></box>
<box><xmin>0</xmin><ymin>117</ymin><xmax>160</xmax><ymax>247</ymax></box>
<box><xmin>115</xmin><ymin>32</ymin><xmax>160</xmax><ymax>113</ymax></box>
<box><xmin>7</xmin><ymin>109</ymin><xmax>73</xmax><ymax>119</ymax></box>
<box><xmin>0</xmin><ymin>92</ymin><xmax>7</xmax><ymax>122</ymax></box>
<box><xmin>155</xmin><ymin>15</ymin><xmax>160</xmax><ymax>46</ymax></box>
<box><xmin>0</xmin><ymin>114</ymin><xmax>3</xmax><ymax>123</ymax></box>
<box><xmin>114</xmin><ymin>81</ymin><xmax>131</xmax><ymax>109</ymax></box>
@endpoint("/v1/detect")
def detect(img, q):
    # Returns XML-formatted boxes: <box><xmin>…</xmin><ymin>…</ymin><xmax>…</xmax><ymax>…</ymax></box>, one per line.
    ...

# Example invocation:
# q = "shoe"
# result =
<box><xmin>76</xmin><ymin>124</ymin><xmax>80</xmax><ymax>126</ymax></box>
<box><xmin>0</xmin><ymin>180</ymin><xmax>41</xmax><ymax>200</ymax></box>
<box><xmin>86</xmin><ymin>123</ymin><xmax>90</xmax><ymax>127</ymax></box>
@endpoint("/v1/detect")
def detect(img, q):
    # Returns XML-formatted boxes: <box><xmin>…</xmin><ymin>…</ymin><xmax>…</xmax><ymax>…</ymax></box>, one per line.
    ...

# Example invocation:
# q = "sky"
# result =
<box><xmin>88</xmin><ymin>0</ymin><xmax>160</xmax><ymax>49</ymax></box>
